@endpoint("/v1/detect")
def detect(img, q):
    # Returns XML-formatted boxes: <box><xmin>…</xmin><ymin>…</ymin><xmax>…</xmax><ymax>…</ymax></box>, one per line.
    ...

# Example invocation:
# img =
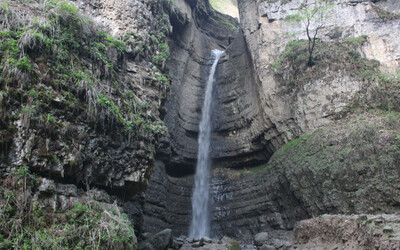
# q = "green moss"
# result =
<box><xmin>216</xmin><ymin>20</ymin><xmax>238</xmax><ymax>30</ymax></box>
<box><xmin>344</xmin><ymin>35</ymin><xmax>368</xmax><ymax>46</ymax></box>
<box><xmin>268</xmin><ymin>112</ymin><xmax>400</xmax><ymax>215</ymax></box>
<box><xmin>228</xmin><ymin>240</ymin><xmax>241</xmax><ymax>250</ymax></box>
<box><xmin>279</xmin><ymin>131</ymin><xmax>317</xmax><ymax>151</ymax></box>
<box><xmin>344</xmin><ymin>71</ymin><xmax>400</xmax><ymax>116</ymax></box>
<box><xmin>152</xmin><ymin>43</ymin><xmax>170</xmax><ymax>65</ymax></box>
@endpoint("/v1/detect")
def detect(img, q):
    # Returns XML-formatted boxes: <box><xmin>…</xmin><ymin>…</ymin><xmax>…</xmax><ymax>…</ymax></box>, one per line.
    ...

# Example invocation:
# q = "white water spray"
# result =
<box><xmin>189</xmin><ymin>49</ymin><xmax>224</xmax><ymax>239</ymax></box>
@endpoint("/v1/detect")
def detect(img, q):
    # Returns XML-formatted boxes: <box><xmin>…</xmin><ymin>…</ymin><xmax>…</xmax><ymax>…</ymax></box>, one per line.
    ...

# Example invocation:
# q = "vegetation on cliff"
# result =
<box><xmin>0</xmin><ymin>0</ymin><xmax>172</xmax><ymax>187</ymax></box>
<box><xmin>271</xmin><ymin>35</ymin><xmax>400</xmax><ymax>116</ymax></box>
<box><xmin>0</xmin><ymin>166</ymin><xmax>136</xmax><ymax>249</ymax></box>
<box><xmin>261</xmin><ymin>29</ymin><xmax>400</xmax><ymax>215</ymax></box>
<box><xmin>0</xmin><ymin>0</ymin><xmax>172</xmax><ymax>247</ymax></box>
<box><xmin>285</xmin><ymin>0</ymin><xmax>334</xmax><ymax>66</ymax></box>
<box><xmin>0</xmin><ymin>0</ymin><xmax>168</xmax><ymax>137</ymax></box>
<box><xmin>271</xmin><ymin>36</ymin><xmax>372</xmax><ymax>93</ymax></box>
<box><xmin>242</xmin><ymin>111</ymin><xmax>400</xmax><ymax>215</ymax></box>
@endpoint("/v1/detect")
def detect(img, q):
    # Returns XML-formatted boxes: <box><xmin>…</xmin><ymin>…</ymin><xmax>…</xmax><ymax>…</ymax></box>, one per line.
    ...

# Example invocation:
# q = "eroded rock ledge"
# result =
<box><xmin>139</xmin><ymin>112</ymin><xmax>400</xmax><ymax>240</ymax></box>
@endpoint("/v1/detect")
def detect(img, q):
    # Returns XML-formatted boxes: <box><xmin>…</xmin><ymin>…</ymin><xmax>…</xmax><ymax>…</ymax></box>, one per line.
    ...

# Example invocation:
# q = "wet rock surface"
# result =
<box><xmin>171</xmin><ymin>235</ymin><xmax>241</xmax><ymax>250</ymax></box>
<box><xmin>139</xmin><ymin>161</ymin><xmax>193</xmax><ymax>236</ymax></box>
<box><xmin>138</xmin><ymin>0</ymin><xmax>400</xmax><ymax>242</ymax></box>
<box><xmin>137</xmin><ymin>215</ymin><xmax>400</xmax><ymax>249</ymax></box>
<box><xmin>136</xmin><ymin>160</ymin><xmax>308</xmax><ymax>239</ymax></box>
<box><xmin>139</xmin><ymin>229</ymin><xmax>173</xmax><ymax>250</ymax></box>
<box><xmin>140</xmin><ymin>113</ymin><xmax>400</xmax><ymax>240</ymax></box>
<box><xmin>254</xmin><ymin>232</ymin><xmax>269</xmax><ymax>246</ymax></box>
<box><xmin>160</xmin><ymin>0</ymin><xmax>280</xmax><ymax>173</ymax></box>
<box><xmin>3</xmin><ymin>0</ymin><xmax>400</xmax><ymax>248</ymax></box>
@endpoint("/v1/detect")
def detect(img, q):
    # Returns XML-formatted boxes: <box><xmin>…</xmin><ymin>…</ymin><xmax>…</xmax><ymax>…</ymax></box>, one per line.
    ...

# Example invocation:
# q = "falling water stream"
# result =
<box><xmin>189</xmin><ymin>49</ymin><xmax>224</xmax><ymax>239</ymax></box>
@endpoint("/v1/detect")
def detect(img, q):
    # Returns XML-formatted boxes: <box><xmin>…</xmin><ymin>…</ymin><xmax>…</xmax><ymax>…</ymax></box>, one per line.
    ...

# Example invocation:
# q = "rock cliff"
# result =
<box><xmin>1</xmin><ymin>0</ymin><xmax>400</xmax><ymax>247</ymax></box>
<box><xmin>160</xmin><ymin>0</ymin><xmax>283</xmax><ymax>173</ymax></box>
<box><xmin>0</xmin><ymin>0</ymin><xmax>171</xmax><ymax>248</ymax></box>
<box><xmin>239</xmin><ymin>0</ymin><xmax>400</xmax><ymax>142</ymax></box>
<box><xmin>138</xmin><ymin>0</ymin><xmax>400</xmax><ymax>242</ymax></box>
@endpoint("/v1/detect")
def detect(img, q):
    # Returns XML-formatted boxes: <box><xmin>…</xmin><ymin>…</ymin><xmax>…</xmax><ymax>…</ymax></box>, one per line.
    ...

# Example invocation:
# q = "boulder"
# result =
<box><xmin>254</xmin><ymin>232</ymin><xmax>269</xmax><ymax>246</ymax></box>
<box><xmin>383</xmin><ymin>225</ymin><xmax>393</xmax><ymax>233</ymax></box>
<box><xmin>220</xmin><ymin>236</ymin><xmax>241</xmax><ymax>249</ymax></box>
<box><xmin>260</xmin><ymin>245</ymin><xmax>275</xmax><ymax>250</ymax></box>
<box><xmin>138</xmin><ymin>229</ymin><xmax>173</xmax><ymax>250</ymax></box>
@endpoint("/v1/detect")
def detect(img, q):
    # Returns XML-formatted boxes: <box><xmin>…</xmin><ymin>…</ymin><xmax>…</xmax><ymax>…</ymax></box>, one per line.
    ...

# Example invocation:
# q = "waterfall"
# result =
<box><xmin>189</xmin><ymin>49</ymin><xmax>224</xmax><ymax>239</ymax></box>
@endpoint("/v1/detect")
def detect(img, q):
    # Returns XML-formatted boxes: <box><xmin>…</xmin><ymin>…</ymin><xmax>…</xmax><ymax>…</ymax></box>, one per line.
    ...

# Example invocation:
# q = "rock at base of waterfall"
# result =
<box><xmin>138</xmin><ymin>229</ymin><xmax>173</xmax><ymax>250</ymax></box>
<box><xmin>200</xmin><ymin>237</ymin><xmax>213</xmax><ymax>244</ymax></box>
<box><xmin>260</xmin><ymin>245</ymin><xmax>275</xmax><ymax>250</ymax></box>
<box><xmin>171</xmin><ymin>235</ymin><xmax>241</xmax><ymax>250</ymax></box>
<box><xmin>254</xmin><ymin>232</ymin><xmax>269</xmax><ymax>246</ymax></box>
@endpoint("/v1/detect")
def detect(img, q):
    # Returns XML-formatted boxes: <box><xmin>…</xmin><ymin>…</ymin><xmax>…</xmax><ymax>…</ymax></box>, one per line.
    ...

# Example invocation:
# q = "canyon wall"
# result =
<box><xmin>139</xmin><ymin>0</ymin><xmax>400</xmax><ymax>240</ymax></box>
<box><xmin>0</xmin><ymin>1</ymin><xmax>174</xmax><ymax>247</ymax></box>
<box><xmin>239</xmin><ymin>0</ymin><xmax>400</xmax><ymax>141</ymax></box>
<box><xmin>0</xmin><ymin>0</ymin><xmax>172</xmax><ymax>199</ymax></box>
<box><xmin>159</xmin><ymin>0</ymin><xmax>283</xmax><ymax>173</ymax></box>
<box><xmin>1</xmin><ymin>0</ymin><xmax>399</xmax><ymax>246</ymax></box>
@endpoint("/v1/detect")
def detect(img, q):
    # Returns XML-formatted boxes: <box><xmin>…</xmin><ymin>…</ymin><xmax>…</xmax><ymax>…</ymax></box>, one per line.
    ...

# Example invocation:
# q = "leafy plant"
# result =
<box><xmin>344</xmin><ymin>35</ymin><xmax>368</xmax><ymax>47</ymax></box>
<box><xmin>0</xmin><ymin>181</ymin><xmax>136</xmax><ymax>249</ymax></box>
<box><xmin>285</xmin><ymin>0</ymin><xmax>334</xmax><ymax>66</ymax></box>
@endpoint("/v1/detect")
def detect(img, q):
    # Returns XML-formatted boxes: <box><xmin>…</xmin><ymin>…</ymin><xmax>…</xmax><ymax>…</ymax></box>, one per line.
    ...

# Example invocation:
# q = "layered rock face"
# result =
<box><xmin>160</xmin><ymin>0</ymin><xmax>283</xmax><ymax>173</ymax></box>
<box><xmin>0</xmin><ymin>0</ymin><xmax>171</xmax><ymax>206</ymax></box>
<box><xmin>139</xmin><ymin>0</ymin><xmax>400</xmax><ymax>241</ymax></box>
<box><xmin>137</xmin><ymin>161</ymin><xmax>193</xmax><ymax>236</ymax></box>
<box><xmin>1</xmin><ymin>0</ymin><xmax>398</xmax><ymax>246</ymax></box>
<box><xmin>139</xmin><ymin>159</ymin><xmax>308</xmax><ymax>239</ymax></box>
<box><xmin>0</xmin><ymin>0</ymin><xmax>173</xmax><ymax>247</ymax></box>
<box><xmin>161</xmin><ymin>0</ymin><xmax>400</xmax><ymax>174</ymax></box>
<box><xmin>140</xmin><ymin>112</ymin><xmax>400</xmax><ymax>239</ymax></box>
<box><xmin>210</xmin><ymin>168</ymin><xmax>308</xmax><ymax>239</ymax></box>
<box><xmin>239</xmin><ymin>0</ymin><xmax>400</xmax><ymax>142</ymax></box>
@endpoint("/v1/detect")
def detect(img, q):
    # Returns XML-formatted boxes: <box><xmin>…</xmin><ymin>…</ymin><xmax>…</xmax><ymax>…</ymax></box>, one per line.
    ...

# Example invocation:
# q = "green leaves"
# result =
<box><xmin>285</xmin><ymin>12</ymin><xmax>302</xmax><ymax>23</ymax></box>
<box><xmin>97</xmin><ymin>92</ymin><xmax>167</xmax><ymax>135</ymax></box>
<box><xmin>17</xmin><ymin>164</ymin><xmax>30</xmax><ymax>177</ymax></box>
<box><xmin>283</xmin><ymin>0</ymin><xmax>335</xmax><ymax>66</ymax></box>
<box><xmin>285</xmin><ymin>0</ymin><xmax>334</xmax><ymax>27</ymax></box>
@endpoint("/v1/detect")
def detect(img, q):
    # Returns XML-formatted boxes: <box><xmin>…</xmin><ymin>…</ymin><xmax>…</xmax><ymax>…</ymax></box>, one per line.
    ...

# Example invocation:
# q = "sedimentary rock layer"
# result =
<box><xmin>160</xmin><ymin>0</ymin><xmax>283</xmax><ymax>173</ymax></box>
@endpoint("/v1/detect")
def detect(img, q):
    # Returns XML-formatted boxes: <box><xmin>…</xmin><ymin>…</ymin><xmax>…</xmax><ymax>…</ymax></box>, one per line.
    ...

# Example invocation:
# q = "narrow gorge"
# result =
<box><xmin>1</xmin><ymin>0</ymin><xmax>400</xmax><ymax>249</ymax></box>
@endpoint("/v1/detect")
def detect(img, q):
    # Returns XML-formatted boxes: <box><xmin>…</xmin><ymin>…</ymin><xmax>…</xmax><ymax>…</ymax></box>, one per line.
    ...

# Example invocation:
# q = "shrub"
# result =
<box><xmin>0</xmin><ymin>0</ymin><xmax>169</xmax><ymax>138</ymax></box>
<box><xmin>0</xmin><ymin>167</ymin><xmax>136</xmax><ymax>249</ymax></box>
<box><xmin>271</xmin><ymin>38</ymin><xmax>379</xmax><ymax>95</ymax></box>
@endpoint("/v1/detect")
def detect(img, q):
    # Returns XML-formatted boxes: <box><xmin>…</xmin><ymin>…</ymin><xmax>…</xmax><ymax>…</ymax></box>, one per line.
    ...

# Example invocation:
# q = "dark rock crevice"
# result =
<box><xmin>137</xmin><ymin>0</ymin><xmax>291</xmax><ymax>238</ymax></box>
<box><xmin>161</xmin><ymin>0</ymin><xmax>280</xmax><ymax>174</ymax></box>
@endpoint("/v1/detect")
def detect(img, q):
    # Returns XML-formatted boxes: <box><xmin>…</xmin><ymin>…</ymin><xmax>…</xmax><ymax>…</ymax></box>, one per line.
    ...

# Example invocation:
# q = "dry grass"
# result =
<box><xmin>0</xmin><ymin>168</ymin><xmax>136</xmax><ymax>249</ymax></box>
